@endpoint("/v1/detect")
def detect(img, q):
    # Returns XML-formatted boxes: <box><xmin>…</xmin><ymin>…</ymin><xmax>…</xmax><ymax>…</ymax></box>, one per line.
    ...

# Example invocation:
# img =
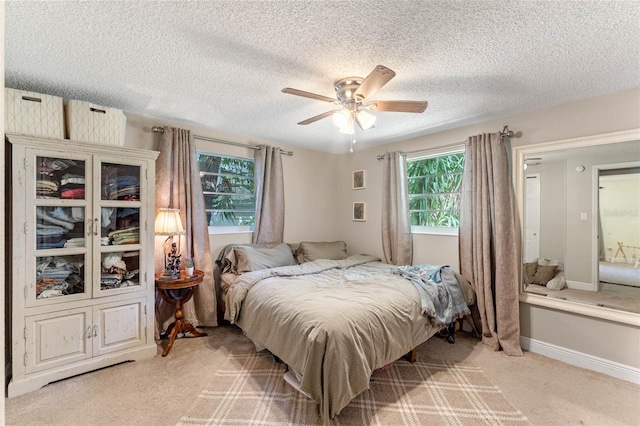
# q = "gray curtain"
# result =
<box><xmin>155</xmin><ymin>127</ymin><xmax>217</xmax><ymax>334</ymax></box>
<box><xmin>381</xmin><ymin>151</ymin><xmax>413</xmax><ymax>265</ymax></box>
<box><xmin>252</xmin><ymin>145</ymin><xmax>285</xmax><ymax>244</ymax></box>
<box><xmin>459</xmin><ymin>132</ymin><xmax>522</xmax><ymax>356</ymax></box>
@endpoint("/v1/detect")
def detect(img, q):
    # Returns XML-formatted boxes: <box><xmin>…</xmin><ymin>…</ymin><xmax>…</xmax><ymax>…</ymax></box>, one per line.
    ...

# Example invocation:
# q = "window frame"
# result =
<box><xmin>197</xmin><ymin>151</ymin><xmax>256</xmax><ymax>235</ymax></box>
<box><xmin>407</xmin><ymin>145</ymin><xmax>465</xmax><ymax>236</ymax></box>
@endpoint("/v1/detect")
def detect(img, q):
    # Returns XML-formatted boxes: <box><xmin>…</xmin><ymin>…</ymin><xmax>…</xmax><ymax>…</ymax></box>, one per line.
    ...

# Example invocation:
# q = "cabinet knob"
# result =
<box><xmin>86</xmin><ymin>326</ymin><xmax>92</xmax><ymax>339</ymax></box>
<box><xmin>93</xmin><ymin>218</ymin><xmax>99</xmax><ymax>236</ymax></box>
<box><xmin>87</xmin><ymin>219</ymin><xmax>92</xmax><ymax>236</ymax></box>
<box><xmin>93</xmin><ymin>325</ymin><xmax>98</xmax><ymax>337</ymax></box>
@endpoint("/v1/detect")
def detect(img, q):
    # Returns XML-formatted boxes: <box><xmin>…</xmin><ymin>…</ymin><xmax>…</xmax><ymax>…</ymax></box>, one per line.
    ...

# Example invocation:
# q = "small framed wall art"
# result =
<box><xmin>352</xmin><ymin>170</ymin><xmax>365</xmax><ymax>189</ymax></box>
<box><xmin>353</xmin><ymin>202</ymin><xmax>365</xmax><ymax>221</ymax></box>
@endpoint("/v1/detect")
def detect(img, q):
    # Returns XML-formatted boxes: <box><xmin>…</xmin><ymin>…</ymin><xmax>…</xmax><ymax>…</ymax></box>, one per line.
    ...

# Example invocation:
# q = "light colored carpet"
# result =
<box><xmin>178</xmin><ymin>349</ymin><xmax>529</xmax><ymax>426</ymax></box>
<box><xmin>4</xmin><ymin>325</ymin><xmax>640</xmax><ymax>425</ymax></box>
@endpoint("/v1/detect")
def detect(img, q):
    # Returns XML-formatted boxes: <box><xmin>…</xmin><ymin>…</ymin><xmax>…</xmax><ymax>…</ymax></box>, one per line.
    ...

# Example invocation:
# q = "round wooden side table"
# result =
<box><xmin>155</xmin><ymin>269</ymin><xmax>207</xmax><ymax>357</ymax></box>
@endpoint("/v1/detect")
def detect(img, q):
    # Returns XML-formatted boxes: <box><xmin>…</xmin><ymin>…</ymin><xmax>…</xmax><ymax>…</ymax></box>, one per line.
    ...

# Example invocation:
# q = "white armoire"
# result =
<box><xmin>6</xmin><ymin>135</ymin><xmax>159</xmax><ymax>397</ymax></box>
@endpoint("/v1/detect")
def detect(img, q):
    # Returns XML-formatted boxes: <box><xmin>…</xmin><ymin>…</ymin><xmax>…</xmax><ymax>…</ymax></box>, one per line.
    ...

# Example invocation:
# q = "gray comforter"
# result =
<box><xmin>225</xmin><ymin>255</ymin><xmax>471</xmax><ymax>419</ymax></box>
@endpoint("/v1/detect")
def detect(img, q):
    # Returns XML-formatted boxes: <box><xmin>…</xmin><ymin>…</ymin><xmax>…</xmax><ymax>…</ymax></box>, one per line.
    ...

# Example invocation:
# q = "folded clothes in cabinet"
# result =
<box><xmin>39</xmin><ymin>158</ymin><xmax>78</xmax><ymax>172</ymax></box>
<box><xmin>36</xmin><ymin>208</ymin><xmax>88</xmax><ymax>249</ymax></box>
<box><xmin>37</xmin><ymin>240</ymin><xmax>67</xmax><ymax>249</ymax></box>
<box><xmin>36</xmin><ymin>224</ymin><xmax>67</xmax><ymax>237</ymax></box>
<box><xmin>64</xmin><ymin>238</ymin><xmax>85</xmax><ymax>248</ymax></box>
<box><xmin>36</xmin><ymin>180</ymin><xmax>59</xmax><ymax>197</ymax></box>
<box><xmin>36</xmin><ymin>209</ymin><xmax>75</xmax><ymax>230</ymax></box>
<box><xmin>61</xmin><ymin>173</ymin><xmax>85</xmax><ymax>186</ymax></box>
<box><xmin>101</xmin><ymin>252</ymin><xmax>139</xmax><ymax>274</ymax></box>
<box><xmin>50</xmin><ymin>206</ymin><xmax>84</xmax><ymax>223</ymax></box>
<box><xmin>61</xmin><ymin>188</ymin><xmax>85</xmax><ymax>199</ymax></box>
<box><xmin>101</xmin><ymin>273</ymin><xmax>123</xmax><ymax>288</ymax></box>
<box><xmin>35</xmin><ymin>255</ymin><xmax>85</xmax><ymax>299</ymax></box>
<box><xmin>104</xmin><ymin>175</ymin><xmax>139</xmax><ymax>200</ymax></box>
<box><xmin>108</xmin><ymin>226</ymin><xmax>139</xmax><ymax>245</ymax></box>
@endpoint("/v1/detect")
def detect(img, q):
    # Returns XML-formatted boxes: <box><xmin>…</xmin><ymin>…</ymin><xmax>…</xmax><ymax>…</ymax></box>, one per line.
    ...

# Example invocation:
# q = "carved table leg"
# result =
<box><xmin>182</xmin><ymin>322</ymin><xmax>207</xmax><ymax>338</ymax></box>
<box><xmin>162</xmin><ymin>298</ymin><xmax>184</xmax><ymax>357</ymax></box>
<box><xmin>160</xmin><ymin>287</ymin><xmax>207</xmax><ymax>356</ymax></box>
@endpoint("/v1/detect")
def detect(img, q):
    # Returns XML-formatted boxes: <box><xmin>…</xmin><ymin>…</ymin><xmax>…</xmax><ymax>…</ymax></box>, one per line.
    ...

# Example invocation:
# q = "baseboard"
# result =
<box><xmin>520</xmin><ymin>336</ymin><xmax>640</xmax><ymax>385</ymax></box>
<box><xmin>566</xmin><ymin>280</ymin><xmax>596</xmax><ymax>291</ymax></box>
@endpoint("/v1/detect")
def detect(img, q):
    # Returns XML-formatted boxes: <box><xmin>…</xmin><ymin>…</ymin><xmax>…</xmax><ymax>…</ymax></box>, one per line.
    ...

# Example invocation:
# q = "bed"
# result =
<box><xmin>215</xmin><ymin>241</ymin><xmax>475</xmax><ymax>419</ymax></box>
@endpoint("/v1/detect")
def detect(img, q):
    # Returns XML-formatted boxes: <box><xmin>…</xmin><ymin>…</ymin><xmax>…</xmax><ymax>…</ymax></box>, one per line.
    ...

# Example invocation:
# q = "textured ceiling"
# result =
<box><xmin>5</xmin><ymin>1</ymin><xmax>640</xmax><ymax>154</ymax></box>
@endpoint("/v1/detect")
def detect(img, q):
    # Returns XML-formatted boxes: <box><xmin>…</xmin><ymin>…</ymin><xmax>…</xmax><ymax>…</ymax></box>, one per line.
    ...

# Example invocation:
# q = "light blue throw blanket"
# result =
<box><xmin>393</xmin><ymin>264</ymin><xmax>470</xmax><ymax>326</ymax></box>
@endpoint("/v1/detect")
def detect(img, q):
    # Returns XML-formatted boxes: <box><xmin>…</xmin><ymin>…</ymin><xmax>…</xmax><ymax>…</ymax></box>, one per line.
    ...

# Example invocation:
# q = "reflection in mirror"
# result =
<box><xmin>521</xmin><ymin>137</ymin><xmax>640</xmax><ymax>315</ymax></box>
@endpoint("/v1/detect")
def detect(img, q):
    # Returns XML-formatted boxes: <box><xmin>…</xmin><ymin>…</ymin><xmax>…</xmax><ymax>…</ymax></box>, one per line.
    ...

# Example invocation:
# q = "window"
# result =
<box><xmin>198</xmin><ymin>152</ymin><xmax>255</xmax><ymax>233</ymax></box>
<box><xmin>407</xmin><ymin>149</ymin><xmax>465</xmax><ymax>235</ymax></box>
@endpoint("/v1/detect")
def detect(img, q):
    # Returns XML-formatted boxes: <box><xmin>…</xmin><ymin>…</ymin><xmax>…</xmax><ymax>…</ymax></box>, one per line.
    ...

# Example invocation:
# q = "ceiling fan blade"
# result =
<box><xmin>367</xmin><ymin>100</ymin><xmax>428</xmax><ymax>113</ymax></box>
<box><xmin>297</xmin><ymin>110</ymin><xmax>340</xmax><ymax>125</ymax></box>
<box><xmin>282</xmin><ymin>88</ymin><xmax>337</xmax><ymax>104</ymax></box>
<box><xmin>353</xmin><ymin>65</ymin><xmax>396</xmax><ymax>101</ymax></box>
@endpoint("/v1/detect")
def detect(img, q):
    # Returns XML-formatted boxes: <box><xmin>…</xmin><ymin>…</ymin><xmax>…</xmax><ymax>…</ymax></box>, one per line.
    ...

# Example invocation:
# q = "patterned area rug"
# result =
<box><xmin>178</xmin><ymin>350</ymin><xmax>529</xmax><ymax>426</ymax></box>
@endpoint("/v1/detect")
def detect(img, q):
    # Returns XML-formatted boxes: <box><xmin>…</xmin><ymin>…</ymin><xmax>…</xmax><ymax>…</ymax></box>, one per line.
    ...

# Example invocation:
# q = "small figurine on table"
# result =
<box><xmin>162</xmin><ymin>241</ymin><xmax>181</xmax><ymax>279</ymax></box>
<box><xmin>168</xmin><ymin>243</ymin><xmax>181</xmax><ymax>277</ymax></box>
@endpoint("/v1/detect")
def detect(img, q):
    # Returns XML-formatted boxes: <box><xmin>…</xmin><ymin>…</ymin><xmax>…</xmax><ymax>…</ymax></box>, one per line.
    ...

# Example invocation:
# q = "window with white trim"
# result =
<box><xmin>197</xmin><ymin>152</ymin><xmax>255</xmax><ymax>233</ymax></box>
<box><xmin>407</xmin><ymin>149</ymin><xmax>465</xmax><ymax>235</ymax></box>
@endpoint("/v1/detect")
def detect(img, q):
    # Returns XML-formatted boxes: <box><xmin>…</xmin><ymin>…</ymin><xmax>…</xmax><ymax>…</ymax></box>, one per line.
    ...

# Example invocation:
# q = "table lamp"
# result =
<box><xmin>155</xmin><ymin>208</ymin><xmax>185</xmax><ymax>280</ymax></box>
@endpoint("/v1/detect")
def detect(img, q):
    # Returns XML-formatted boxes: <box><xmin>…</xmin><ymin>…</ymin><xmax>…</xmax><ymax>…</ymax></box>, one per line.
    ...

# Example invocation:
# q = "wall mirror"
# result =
<box><xmin>514</xmin><ymin>129</ymin><xmax>640</xmax><ymax>326</ymax></box>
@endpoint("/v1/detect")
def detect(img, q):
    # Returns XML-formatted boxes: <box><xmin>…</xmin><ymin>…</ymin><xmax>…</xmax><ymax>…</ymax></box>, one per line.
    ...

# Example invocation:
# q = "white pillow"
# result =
<box><xmin>546</xmin><ymin>271</ymin><xmax>567</xmax><ymax>290</ymax></box>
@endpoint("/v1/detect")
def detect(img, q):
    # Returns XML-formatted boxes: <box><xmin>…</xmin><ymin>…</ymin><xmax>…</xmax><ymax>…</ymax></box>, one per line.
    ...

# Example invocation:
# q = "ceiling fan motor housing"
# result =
<box><xmin>334</xmin><ymin>77</ymin><xmax>364</xmax><ymax>107</ymax></box>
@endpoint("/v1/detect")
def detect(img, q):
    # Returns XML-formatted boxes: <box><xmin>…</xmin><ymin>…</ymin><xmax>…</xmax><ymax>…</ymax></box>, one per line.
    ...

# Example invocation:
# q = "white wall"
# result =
<box><xmin>337</xmin><ymin>87</ymin><xmax>640</xmax><ymax>369</ymax></box>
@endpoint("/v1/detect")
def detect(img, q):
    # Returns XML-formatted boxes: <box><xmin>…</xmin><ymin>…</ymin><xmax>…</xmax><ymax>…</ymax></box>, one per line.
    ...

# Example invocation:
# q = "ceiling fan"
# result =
<box><xmin>282</xmin><ymin>65</ymin><xmax>428</xmax><ymax>135</ymax></box>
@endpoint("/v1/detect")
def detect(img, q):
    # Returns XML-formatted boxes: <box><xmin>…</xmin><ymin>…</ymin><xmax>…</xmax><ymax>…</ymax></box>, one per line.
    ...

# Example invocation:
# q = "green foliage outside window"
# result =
<box><xmin>407</xmin><ymin>152</ymin><xmax>465</xmax><ymax>228</ymax></box>
<box><xmin>198</xmin><ymin>153</ymin><xmax>255</xmax><ymax>227</ymax></box>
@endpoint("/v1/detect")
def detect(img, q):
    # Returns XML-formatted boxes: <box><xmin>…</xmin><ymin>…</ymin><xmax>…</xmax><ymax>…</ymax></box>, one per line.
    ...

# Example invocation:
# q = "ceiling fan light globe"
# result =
<box><xmin>339</xmin><ymin>121</ymin><xmax>355</xmax><ymax>135</ymax></box>
<box><xmin>332</xmin><ymin>109</ymin><xmax>351</xmax><ymax>127</ymax></box>
<box><xmin>356</xmin><ymin>110</ymin><xmax>376</xmax><ymax>130</ymax></box>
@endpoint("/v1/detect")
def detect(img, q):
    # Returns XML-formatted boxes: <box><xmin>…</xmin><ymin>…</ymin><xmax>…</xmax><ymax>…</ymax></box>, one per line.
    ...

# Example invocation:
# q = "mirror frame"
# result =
<box><xmin>514</xmin><ymin>128</ymin><xmax>640</xmax><ymax>326</ymax></box>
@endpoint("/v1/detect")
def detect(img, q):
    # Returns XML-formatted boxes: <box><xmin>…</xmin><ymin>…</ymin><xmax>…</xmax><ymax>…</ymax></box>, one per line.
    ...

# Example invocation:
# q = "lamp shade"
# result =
<box><xmin>155</xmin><ymin>208</ymin><xmax>185</xmax><ymax>236</ymax></box>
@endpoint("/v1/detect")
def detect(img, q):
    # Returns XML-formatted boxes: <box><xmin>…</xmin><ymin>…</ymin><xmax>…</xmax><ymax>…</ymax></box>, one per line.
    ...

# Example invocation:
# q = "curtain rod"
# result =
<box><xmin>376</xmin><ymin>125</ymin><xmax>522</xmax><ymax>160</ymax></box>
<box><xmin>152</xmin><ymin>126</ymin><xmax>294</xmax><ymax>156</ymax></box>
